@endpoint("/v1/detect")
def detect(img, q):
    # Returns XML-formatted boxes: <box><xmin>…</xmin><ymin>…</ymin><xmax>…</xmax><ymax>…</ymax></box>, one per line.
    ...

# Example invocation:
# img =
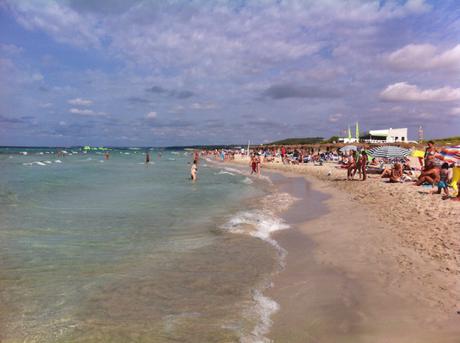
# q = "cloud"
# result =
<box><xmin>69</xmin><ymin>108</ymin><xmax>107</xmax><ymax>116</ymax></box>
<box><xmin>146</xmin><ymin>86</ymin><xmax>167</xmax><ymax>94</ymax></box>
<box><xmin>127</xmin><ymin>96</ymin><xmax>151</xmax><ymax>104</ymax></box>
<box><xmin>450</xmin><ymin>107</ymin><xmax>460</xmax><ymax>116</ymax></box>
<box><xmin>0</xmin><ymin>115</ymin><xmax>25</xmax><ymax>124</ymax></box>
<box><xmin>146</xmin><ymin>111</ymin><xmax>157</xmax><ymax>119</ymax></box>
<box><xmin>68</xmin><ymin>98</ymin><xmax>93</xmax><ymax>105</ymax></box>
<box><xmin>31</xmin><ymin>72</ymin><xmax>43</xmax><ymax>81</ymax></box>
<box><xmin>380</xmin><ymin>82</ymin><xmax>460</xmax><ymax>102</ymax></box>
<box><xmin>191</xmin><ymin>102</ymin><xmax>217</xmax><ymax>110</ymax></box>
<box><xmin>328</xmin><ymin>113</ymin><xmax>343</xmax><ymax>123</ymax></box>
<box><xmin>262</xmin><ymin>84</ymin><xmax>341</xmax><ymax>100</ymax></box>
<box><xmin>146</xmin><ymin>86</ymin><xmax>194</xmax><ymax>99</ymax></box>
<box><xmin>39</xmin><ymin>102</ymin><xmax>53</xmax><ymax>108</ymax></box>
<box><xmin>0</xmin><ymin>43</ymin><xmax>23</xmax><ymax>55</ymax></box>
<box><xmin>387</xmin><ymin>44</ymin><xmax>460</xmax><ymax>71</ymax></box>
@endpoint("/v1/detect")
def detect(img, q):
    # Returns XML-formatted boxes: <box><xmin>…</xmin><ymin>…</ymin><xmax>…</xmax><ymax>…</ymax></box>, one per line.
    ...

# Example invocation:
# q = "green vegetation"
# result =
<box><xmin>424</xmin><ymin>136</ymin><xmax>460</xmax><ymax>146</ymax></box>
<box><xmin>325</xmin><ymin>136</ymin><xmax>340</xmax><ymax>143</ymax></box>
<box><xmin>268</xmin><ymin>137</ymin><xmax>324</xmax><ymax>145</ymax></box>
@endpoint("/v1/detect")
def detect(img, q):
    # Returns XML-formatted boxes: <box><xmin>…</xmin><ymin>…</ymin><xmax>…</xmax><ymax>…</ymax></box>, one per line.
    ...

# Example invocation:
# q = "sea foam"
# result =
<box><xmin>222</xmin><ymin>190</ymin><xmax>299</xmax><ymax>343</ymax></box>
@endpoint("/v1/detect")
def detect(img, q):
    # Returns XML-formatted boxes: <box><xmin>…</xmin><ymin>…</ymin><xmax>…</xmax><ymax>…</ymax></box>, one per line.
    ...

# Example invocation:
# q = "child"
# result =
<box><xmin>436</xmin><ymin>162</ymin><xmax>450</xmax><ymax>196</ymax></box>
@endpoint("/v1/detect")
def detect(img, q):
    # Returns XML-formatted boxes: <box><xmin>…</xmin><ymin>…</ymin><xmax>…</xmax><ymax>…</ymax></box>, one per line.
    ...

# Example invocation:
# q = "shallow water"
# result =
<box><xmin>0</xmin><ymin>148</ymin><xmax>292</xmax><ymax>342</ymax></box>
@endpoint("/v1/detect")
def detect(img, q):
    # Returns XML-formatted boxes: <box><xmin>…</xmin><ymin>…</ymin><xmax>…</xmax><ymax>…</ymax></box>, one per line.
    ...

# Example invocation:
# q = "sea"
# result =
<box><xmin>0</xmin><ymin>147</ymin><xmax>297</xmax><ymax>343</ymax></box>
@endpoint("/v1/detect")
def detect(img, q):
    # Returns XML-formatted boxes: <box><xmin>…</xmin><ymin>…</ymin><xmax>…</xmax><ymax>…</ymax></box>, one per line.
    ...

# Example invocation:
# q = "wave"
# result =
<box><xmin>23</xmin><ymin>161</ymin><xmax>47</xmax><ymax>166</ymax></box>
<box><xmin>217</xmin><ymin>170</ymin><xmax>236</xmax><ymax>176</ymax></box>
<box><xmin>242</xmin><ymin>177</ymin><xmax>253</xmax><ymax>184</ymax></box>
<box><xmin>241</xmin><ymin>289</ymin><xmax>279</xmax><ymax>343</ymax></box>
<box><xmin>222</xmin><ymin>191</ymin><xmax>299</xmax><ymax>343</ymax></box>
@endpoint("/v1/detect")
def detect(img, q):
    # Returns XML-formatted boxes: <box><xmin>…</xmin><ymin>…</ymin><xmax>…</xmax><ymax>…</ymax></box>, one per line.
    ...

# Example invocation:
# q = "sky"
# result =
<box><xmin>0</xmin><ymin>0</ymin><xmax>459</xmax><ymax>147</ymax></box>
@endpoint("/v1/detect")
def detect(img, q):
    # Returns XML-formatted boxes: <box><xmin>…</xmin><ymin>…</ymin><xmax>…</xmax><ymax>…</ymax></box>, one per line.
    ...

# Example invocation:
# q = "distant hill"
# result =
<box><xmin>267</xmin><ymin>137</ymin><xmax>324</xmax><ymax>145</ymax></box>
<box><xmin>427</xmin><ymin>136</ymin><xmax>460</xmax><ymax>146</ymax></box>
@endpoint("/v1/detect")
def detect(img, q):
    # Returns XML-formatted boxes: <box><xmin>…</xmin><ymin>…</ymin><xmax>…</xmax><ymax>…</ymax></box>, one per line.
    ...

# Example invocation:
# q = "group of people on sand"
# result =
<box><xmin>414</xmin><ymin>141</ymin><xmax>459</xmax><ymax>200</ymax></box>
<box><xmin>376</xmin><ymin>141</ymin><xmax>459</xmax><ymax>201</ymax></box>
<box><xmin>346</xmin><ymin>150</ymin><xmax>368</xmax><ymax>181</ymax></box>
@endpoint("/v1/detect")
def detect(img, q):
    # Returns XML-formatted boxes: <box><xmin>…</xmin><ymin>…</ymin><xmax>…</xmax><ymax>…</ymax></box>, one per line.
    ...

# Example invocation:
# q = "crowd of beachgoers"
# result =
<box><xmin>202</xmin><ymin>142</ymin><xmax>459</xmax><ymax>317</ymax></box>
<box><xmin>201</xmin><ymin>141</ymin><xmax>460</xmax><ymax>201</ymax></box>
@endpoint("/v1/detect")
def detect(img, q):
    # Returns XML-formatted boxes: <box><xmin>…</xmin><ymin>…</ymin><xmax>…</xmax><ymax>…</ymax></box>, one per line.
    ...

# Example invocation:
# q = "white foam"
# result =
<box><xmin>35</xmin><ymin>161</ymin><xmax>46</xmax><ymax>166</ymax></box>
<box><xmin>240</xmin><ymin>289</ymin><xmax>280</xmax><ymax>343</ymax></box>
<box><xmin>54</xmin><ymin>160</ymin><xmax>62</xmax><ymax>163</ymax></box>
<box><xmin>44</xmin><ymin>160</ymin><xmax>52</xmax><ymax>164</ymax></box>
<box><xmin>261</xmin><ymin>192</ymin><xmax>299</xmax><ymax>213</ymax></box>
<box><xmin>222</xmin><ymin>209</ymin><xmax>289</xmax><ymax>243</ymax></box>
<box><xmin>222</xmin><ymin>191</ymin><xmax>299</xmax><ymax>343</ymax></box>
<box><xmin>224</xmin><ymin>166</ymin><xmax>245</xmax><ymax>175</ymax></box>
<box><xmin>217</xmin><ymin>170</ymin><xmax>236</xmax><ymax>176</ymax></box>
<box><xmin>242</xmin><ymin>177</ymin><xmax>253</xmax><ymax>184</ymax></box>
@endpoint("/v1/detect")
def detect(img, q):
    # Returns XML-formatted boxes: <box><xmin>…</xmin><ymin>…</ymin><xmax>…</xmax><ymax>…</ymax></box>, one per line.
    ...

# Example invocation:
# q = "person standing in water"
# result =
<box><xmin>191</xmin><ymin>159</ymin><xmax>198</xmax><ymax>181</ymax></box>
<box><xmin>145</xmin><ymin>151</ymin><xmax>150</xmax><ymax>165</ymax></box>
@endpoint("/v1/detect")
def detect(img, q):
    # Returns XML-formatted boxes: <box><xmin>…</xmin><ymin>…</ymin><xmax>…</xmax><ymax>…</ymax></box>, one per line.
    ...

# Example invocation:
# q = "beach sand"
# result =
<box><xmin>229</xmin><ymin>158</ymin><xmax>460</xmax><ymax>342</ymax></box>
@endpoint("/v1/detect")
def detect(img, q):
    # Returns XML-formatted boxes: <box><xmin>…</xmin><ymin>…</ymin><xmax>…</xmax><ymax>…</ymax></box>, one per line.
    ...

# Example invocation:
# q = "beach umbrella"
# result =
<box><xmin>368</xmin><ymin>146</ymin><xmax>410</xmax><ymax>159</ymax></box>
<box><xmin>340</xmin><ymin>145</ymin><xmax>357</xmax><ymax>153</ymax></box>
<box><xmin>435</xmin><ymin>145</ymin><xmax>460</xmax><ymax>166</ymax></box>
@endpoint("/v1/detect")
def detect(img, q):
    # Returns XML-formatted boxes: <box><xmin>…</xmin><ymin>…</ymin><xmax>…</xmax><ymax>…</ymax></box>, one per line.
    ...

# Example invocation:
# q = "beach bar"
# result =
<box><xmin>364</xmin><ymin>128</ymin><xmax>408</xmax><ymax>143</ymax></box>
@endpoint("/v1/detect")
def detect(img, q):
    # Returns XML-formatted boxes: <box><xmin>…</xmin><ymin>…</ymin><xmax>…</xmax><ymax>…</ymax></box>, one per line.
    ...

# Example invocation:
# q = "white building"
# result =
<box><xmin>338</xmin><ymin>137</ymin><xmax>359</xmax><ymax>143</ymax></box>
<box><xmin>366</xmin><ymin>128</ymin><xmax>408</xmax><ymax>143</ymax></box>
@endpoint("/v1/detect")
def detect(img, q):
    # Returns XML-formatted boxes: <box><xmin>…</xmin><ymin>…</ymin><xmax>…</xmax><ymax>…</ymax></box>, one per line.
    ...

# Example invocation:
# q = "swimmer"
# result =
<box><xmin>145</xmin><ymin>152</ymin><xmax>150</xmax><ymax>165</ymax></box>
<box><xmin>191</xmin><ymin>159</ymin><xmax>198</xmax><ymax>181</ymax></box>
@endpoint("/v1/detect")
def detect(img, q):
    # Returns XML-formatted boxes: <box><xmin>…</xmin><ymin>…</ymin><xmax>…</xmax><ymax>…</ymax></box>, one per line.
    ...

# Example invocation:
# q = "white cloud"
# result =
<box><xmin>69</xmin><ymin>108</ymin><xmax>93</xmax><ymax>115</ymax></box>
<box><xmin>191</xmin><ymin>102</ymin><xmax>217</xmax><ymax>110</ymax></box>
<box><xmin>380</xmin><ymin>82</ymin><xmax>460</xmax><ymax>102</ymax></box>
<box><xmin>69</xmin><ymin>108</ymin><xmax>106</xmax><ymax>116</ymax></box>
<box><xmin>39</xmin><ymin>102</ymin><xmax>53</xmax><ymax>108</ymax></box>
<box><xmin>68</xmin><ymin>98</ymin><xmax>93</xmax><ymax>106</ymax></box>
<box><xmin>450</xmin><ymin>107</ymin><xmax>460</xmax><ymax>116</ymax></box>
<box><xmin>387</xmin><ymin>44</ymin><xmax>460</xmax><ymax>71</ymax></box>
<box><xmin>0</xmin><ymin>43</ymin><xmax>23</xmax><ymax>55</ymax></box>
<box><xmin>146</xmin><ymin>111</ymin><xmax>157</xmax><ymax>119</ymax></box>
<box><xmin>328</xmin><ymin>113</ymin><xmax>343</xmax><ymax>123</ymax></box>
<box><xmin>31</xmin><ymin>72</ymin><xmax>43</xmax><ymax>81</ymax></box>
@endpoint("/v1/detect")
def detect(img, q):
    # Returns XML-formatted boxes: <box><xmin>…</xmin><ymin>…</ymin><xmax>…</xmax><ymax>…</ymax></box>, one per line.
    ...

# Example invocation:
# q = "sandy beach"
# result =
<box><xmin>228</xmin><ymin>157</ymin><xmax>460</xmax><ymax>342</ymax></box>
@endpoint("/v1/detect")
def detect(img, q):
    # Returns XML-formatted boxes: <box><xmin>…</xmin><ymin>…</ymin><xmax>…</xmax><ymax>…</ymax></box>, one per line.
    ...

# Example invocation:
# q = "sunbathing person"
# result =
<box><xmin>369</xmin><ymin>158</ymin><xmax>379</xmax><ymax>166</ymax></box>
<box><xmin>381</xmin><ymin>163</ymin><xmax>403</xmax><ymax>183</ymax></box>
<box><xmin>415</xmin><ymin>160</ymin><xmax>440</xmax><ymax>186</ymax></box>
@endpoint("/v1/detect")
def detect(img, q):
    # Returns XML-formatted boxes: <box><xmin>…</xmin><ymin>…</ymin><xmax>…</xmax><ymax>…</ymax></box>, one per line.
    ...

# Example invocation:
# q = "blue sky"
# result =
<box><xmin>0</xmin><ymin>0</ymin><xmax>459</xmax><ymax>146</ymax></box>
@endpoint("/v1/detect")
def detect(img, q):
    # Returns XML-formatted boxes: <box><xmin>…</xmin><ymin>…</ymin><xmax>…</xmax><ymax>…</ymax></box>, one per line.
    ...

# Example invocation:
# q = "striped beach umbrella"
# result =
<box><xmin>435</xmin><ymin>145</ymin><xmax>460</xmax><ymax>166</ymax></box>
<box><xmin>368</xmin><ymin>146</ymin><xmax>411</xmax><ymax>159</ymax></box>
<box><xmin>340</xmin><ymin>145</ymin><xmax>357</xmax><ymax>153</ymax></box>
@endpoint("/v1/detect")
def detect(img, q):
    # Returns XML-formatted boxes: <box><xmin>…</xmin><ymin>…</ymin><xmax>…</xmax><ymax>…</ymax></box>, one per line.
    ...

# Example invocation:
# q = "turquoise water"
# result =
<box><xmin>0</xmin><ymin>148</ymin><xmax>282</xmax><ymax>342</ymax></box>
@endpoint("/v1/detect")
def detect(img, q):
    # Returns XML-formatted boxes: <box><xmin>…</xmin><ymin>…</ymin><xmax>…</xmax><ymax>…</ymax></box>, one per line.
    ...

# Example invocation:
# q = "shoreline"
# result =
<box><xmin>221</xmin><ymin>158</ymin><xmax>460</xmax><ymax>342</ymax></box>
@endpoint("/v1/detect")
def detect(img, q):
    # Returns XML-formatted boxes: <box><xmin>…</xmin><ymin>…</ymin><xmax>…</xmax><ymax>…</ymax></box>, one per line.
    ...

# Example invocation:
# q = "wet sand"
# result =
<box><xmin>263</xmin><ymin>169</ymin><xmax>460</xmax><ymax>342</ymax></box>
